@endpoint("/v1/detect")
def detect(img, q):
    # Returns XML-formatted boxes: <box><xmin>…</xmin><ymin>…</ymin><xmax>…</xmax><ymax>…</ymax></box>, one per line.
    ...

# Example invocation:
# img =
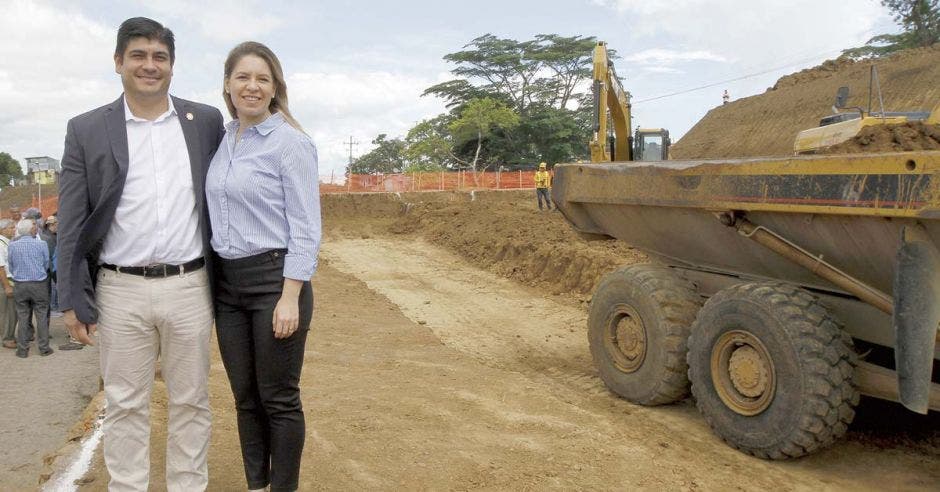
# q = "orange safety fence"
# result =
<box><xmin>324</xmin><ymin>170</ymin><xmax>541</xmax><ymax>193</ymax></box>
<box><xmin>3</xmin><ymin>170</ymin><xmax>545</xmax><ymax>219</ymax></box>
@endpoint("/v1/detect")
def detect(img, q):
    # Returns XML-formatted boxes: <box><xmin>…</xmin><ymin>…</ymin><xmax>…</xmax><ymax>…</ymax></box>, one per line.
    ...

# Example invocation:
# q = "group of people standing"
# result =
<box><xmin>0</xmin><ymin>208</ymin><xmax>80</xmax><ymax>358</ymax></box>
<box><xmin>57</xmin><ymin>17</ymin><xmax>320</xmax><ymax>492</ymax></box>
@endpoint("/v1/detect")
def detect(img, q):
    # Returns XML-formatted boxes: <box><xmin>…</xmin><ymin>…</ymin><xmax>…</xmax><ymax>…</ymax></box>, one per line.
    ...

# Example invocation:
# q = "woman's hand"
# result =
<box><xmin>273</xmin><ymin>278</ymin><xmax>303</xmax><ymax>339</ymax></box>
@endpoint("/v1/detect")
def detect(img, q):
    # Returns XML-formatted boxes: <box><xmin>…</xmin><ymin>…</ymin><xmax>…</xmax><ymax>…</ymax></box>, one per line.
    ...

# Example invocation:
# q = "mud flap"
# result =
<box><xmin>894</xmin><ymin>225</ymin><xmax>940</xmax><ymax>414</ymax></box>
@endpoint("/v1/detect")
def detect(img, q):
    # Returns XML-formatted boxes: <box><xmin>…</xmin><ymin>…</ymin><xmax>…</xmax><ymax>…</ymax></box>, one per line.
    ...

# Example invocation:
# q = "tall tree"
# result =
<box><xmin>448</xmin><ymin>98</ymin><xmax>519</xmax><ymax>172</ymax></box>
<box><xmin>842</xmin><ymin>1</ymin><xmax>940</xmax><ymax>59</ymax></box>
<box><xmin>0</xmin><ymin>152</ymin><xmax>24</xmax><ymax>182</ymax></box>
<box><xmin>424</xmin><ymin>34</ymin><xmax>599</xmax><ymax>114</ymax></box>
<box><xmin>886</xmin><ymin>0</ymin><xmax>940</xmax><ymax>46</ymax></box>
<box><xmin>349</xmin><ymin>134</ymin><xmax>406</xmax><ymax>174</ymax></box>
<box><xmin>403</xmin><ymin>115</ymin><xmax>458</xmax><ymax>172</ymax></box>
<box><xmin>529</xmin><ymin>34</ymin><xmax>598</xmax><ymax>109</ymax></box>
<box><xmin>424</xmin><ymin>34</ymin><xmax>543</xmax><ymax>114</ymax></box>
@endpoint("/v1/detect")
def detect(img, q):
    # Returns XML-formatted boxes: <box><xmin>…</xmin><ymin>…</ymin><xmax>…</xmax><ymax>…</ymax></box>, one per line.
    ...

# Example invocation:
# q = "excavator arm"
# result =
<box><xmin>590</xmin><ymin>41</ymin><xmax>632</xmax><ymax>163</ymax></box>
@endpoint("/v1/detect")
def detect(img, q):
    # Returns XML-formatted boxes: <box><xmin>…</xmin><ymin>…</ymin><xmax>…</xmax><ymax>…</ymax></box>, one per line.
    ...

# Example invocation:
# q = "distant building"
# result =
<box><xmin>24</xmin><ymin>156</ymin><xmax>60</xmax><ymax>185</ymax></box>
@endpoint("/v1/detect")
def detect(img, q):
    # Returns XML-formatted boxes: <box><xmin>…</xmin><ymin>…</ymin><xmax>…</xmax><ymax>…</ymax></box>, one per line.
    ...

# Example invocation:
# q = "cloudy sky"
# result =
<box><xmin>1</xmin><ymin>0</ymin><xmax>896</xmax><ymax>179</ymax></box>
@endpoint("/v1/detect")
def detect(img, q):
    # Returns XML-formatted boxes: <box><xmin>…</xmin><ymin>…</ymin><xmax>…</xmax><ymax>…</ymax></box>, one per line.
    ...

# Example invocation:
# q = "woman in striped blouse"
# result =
<box><xmin>206</xmin><ymin>41</ymin><xmax>321</xmax><ymax>492</ymax></box>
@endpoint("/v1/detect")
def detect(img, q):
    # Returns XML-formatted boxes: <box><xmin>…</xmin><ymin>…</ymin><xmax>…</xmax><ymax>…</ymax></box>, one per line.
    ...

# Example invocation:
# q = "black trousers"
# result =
<box><xmin>214</xmin><ymin>250</ymin><xmax>313</xmax><ymax>491</ymax></box>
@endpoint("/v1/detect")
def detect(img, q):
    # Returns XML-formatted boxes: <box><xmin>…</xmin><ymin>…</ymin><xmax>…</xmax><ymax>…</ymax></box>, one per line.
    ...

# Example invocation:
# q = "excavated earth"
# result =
<box><xmin>43</xmin><ymin>190</ymin><xmax>936</xmax><ymax>491</ymax></box>
<box><xmin>822</xmin><ymin>121</ymin><xmax>940</xmax><ymax>154</ymax></box>
<box><xmin>672</xmin><ymin>45</ymin><xmax>940</xmax><ymax>158</ymax></box>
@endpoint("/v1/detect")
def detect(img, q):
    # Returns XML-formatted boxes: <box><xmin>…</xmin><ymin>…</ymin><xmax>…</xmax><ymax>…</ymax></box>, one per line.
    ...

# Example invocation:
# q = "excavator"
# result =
<box><xmin>589</xmin><ymin>41</ymin><xmax>670</xmax><ymax>162</ymax></box>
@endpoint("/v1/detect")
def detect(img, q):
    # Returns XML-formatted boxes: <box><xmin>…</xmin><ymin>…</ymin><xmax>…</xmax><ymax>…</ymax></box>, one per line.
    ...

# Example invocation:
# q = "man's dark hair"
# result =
<box><xmin>115</xmin><ymin>17</ymin><xmax>175</xmax><ymax>63</ymax></box>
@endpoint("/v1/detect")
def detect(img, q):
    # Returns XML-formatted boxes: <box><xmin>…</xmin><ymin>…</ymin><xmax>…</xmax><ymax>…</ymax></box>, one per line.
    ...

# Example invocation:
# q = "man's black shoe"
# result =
<box><xmin>40</xmin><ymin>348</ymin><xmax>54</xmax><ymax>356</ymax></box>
<box><xmin>59</xmin><ymin>342</ymin><xmax>84</xmax><ymax>351</ymax></box>
<box><xmin>15</xmin><ymin>350</ymin><xmax>27</xmax><ymax>358</ymax></box>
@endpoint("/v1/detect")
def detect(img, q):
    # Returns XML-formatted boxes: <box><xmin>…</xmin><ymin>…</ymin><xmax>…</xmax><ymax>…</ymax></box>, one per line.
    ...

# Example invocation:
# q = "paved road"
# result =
<box><xmin>0</xmin><ymin>315</ymin><xmax>100</xmax><ymax>488</ymax></box>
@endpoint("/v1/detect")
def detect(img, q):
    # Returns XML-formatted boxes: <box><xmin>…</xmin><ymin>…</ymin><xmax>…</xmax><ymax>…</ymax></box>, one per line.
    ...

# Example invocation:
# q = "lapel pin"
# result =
<box><xmin>186</xmin><ymin>112</ymin><xmax>194</xmax><ymax>121</ymax></box>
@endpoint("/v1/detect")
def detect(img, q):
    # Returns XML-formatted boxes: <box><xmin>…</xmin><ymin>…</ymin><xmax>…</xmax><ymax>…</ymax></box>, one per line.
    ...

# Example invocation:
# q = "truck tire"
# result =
<box><xmin>687</xmin><ymin>282</ymin><xmax>859</xmax><ymax>459</ymax></box>
<box><xmin>588</xmin><ymin>264</ymin><xmax>702</xmax><ymax>405</ymax></box>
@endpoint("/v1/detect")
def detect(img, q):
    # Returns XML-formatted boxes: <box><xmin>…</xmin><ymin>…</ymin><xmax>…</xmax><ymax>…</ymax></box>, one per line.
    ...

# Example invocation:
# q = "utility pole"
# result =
<box><xmin>344</xmin><ymin>136</ymin><xmax>360</xmax><ymax>191</ymax></box>
<box><xmin>344</xmin><ymin>136</ymin><xmax>359</xmax><ymax>169</ymax></box>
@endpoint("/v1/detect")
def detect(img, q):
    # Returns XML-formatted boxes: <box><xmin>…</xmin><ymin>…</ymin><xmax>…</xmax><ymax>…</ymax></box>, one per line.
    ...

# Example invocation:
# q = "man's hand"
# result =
<box><xmin>3</xmin><ymin>285</ymin><xmax>11</xmax><ymax>298</ymax></box>
<box><xmin>63</xmin><ymin>309</ymin><xmax>96</xmax><ymax>345</ymax></box>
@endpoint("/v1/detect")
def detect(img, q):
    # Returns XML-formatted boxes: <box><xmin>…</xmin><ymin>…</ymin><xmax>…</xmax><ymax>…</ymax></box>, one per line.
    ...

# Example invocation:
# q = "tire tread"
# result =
<box><xmin>687</xmin><ymin>282</ymin><xmax>858</xmax><ymax>459</ymax></box>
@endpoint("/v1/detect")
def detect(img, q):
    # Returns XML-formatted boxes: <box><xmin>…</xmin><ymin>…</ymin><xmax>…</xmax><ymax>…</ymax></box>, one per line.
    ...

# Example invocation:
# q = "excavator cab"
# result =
<box><xmin>634</xmin><ymin>128</ymin><xmax>670</xmax><ymax>161</ymax></box>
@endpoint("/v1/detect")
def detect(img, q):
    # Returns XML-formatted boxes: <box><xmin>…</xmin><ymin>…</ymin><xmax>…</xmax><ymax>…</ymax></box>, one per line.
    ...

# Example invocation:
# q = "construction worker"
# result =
<box><xmin>535</xmin><ymin>162</ymin><xmax>553</xmax><ymax>211</ymax></box>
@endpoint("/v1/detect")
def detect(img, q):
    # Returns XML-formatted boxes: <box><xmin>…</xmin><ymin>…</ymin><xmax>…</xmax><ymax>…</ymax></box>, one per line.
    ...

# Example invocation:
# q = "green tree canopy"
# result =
<box><xmin>842</xmin><ymin>1</ymin><xmax>940</xmax><ymax>59</ymax></box>
<box><xmin>0</xmin><ymin>152</ymin><xmax>24</xmax><ymax>182</ymax></box>
<box><xmin>449</xmin><ymin>98</ymin><xmax>519</xmax><ymax>172</ymax></box>
<box><xmin>403</xmin><ymin>115</ymin><xmax>455</xmax><ymax>172</ymax></box>
<box><xmin>349</xmin><ymin>134</ymin><xmax>406</xmax><ymax>174</ymax></box>
<box><xmin>423</xmin><ymin>34</ymin><xmax>597</xmax><ymax>114</ymax></box>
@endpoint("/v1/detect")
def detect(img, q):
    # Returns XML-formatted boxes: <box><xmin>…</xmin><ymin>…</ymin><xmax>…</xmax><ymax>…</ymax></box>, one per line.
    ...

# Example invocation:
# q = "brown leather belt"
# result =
<box><xmin>100</xmin><ymin>257</ymin><xmax>205</xmax><ymax>277</ymax></box>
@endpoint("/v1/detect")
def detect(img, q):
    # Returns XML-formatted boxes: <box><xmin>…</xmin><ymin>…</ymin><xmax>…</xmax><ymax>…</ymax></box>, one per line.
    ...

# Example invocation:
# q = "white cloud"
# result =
<box><xmin>0</xmin><ymin>0</ymin><xmax>116</xmax><ymax>168</ymax></box>
<box><xmin>641</xmin><ymin>66</ymin><xmax>683</xmax><ymax>74</ymax></box>
<box><xmin>624</xmin><ymin>49</ymin><xmax>727</xmax><ymax>64</ymax></box>
<box><xmin>132</xmin><ymin>0</ymin><xmax>286</xmax><ymax>44</ymax></box>
<box><xmin>592</xmin><ymin>0</ymin><xmax>893</xmax><ymax>139</ymax></box>
<box><xmin>594</xmin><ymin>0</ymin><xmax>888</xmax><ymax>67</ymax></box>
<box><xmin>286</xmin><ymin>70</ymin><xmax>447</xmax><ymax>177</ymax></box>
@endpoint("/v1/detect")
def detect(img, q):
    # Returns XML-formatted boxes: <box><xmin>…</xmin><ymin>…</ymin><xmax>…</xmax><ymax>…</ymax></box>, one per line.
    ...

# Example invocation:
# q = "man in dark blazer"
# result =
<box><xmin>57</xmin><ymin>17</ymin><xmax>223</xmax><ymax>491</ymax></box>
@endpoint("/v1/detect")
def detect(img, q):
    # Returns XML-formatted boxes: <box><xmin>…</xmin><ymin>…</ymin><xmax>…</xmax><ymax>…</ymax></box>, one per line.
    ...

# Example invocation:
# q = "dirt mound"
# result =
<box><xmin>0</xmin><ymin>183</ymin><xmax>57</xmax><ymax>217</ymax></box>
<box><xmin>673</xmin><ymin>45</ymin><xmax>940</xmax><ymax>159</ymax></box>
<box><xmin>821</xmin><ymin>121</ymin><xmax>940</xmax><ymax>154</ymax></box>
<box><xmin>324</xmin><ymin>191</ymin><xmax>646</xmax><ymax>296</ymax></box>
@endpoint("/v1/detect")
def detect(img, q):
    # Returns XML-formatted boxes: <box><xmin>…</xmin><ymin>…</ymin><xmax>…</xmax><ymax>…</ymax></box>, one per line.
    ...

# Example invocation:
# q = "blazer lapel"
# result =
<box><xmin>104</xmin><ymin>96</ymin><xmax>129</xmax><ymax>182</ymax></box>
<box><xmin>174</xmin><ymin>97</ymin><xmax>206</xmax><ymax>213</ymax></box>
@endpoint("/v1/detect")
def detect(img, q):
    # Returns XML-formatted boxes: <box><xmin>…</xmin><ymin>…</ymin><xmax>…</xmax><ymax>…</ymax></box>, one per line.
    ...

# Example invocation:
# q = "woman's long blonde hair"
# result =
<box><xmin>223</xmin><ymin>41</ymin><xmax>304</xmax><ymax>132</ymax></box>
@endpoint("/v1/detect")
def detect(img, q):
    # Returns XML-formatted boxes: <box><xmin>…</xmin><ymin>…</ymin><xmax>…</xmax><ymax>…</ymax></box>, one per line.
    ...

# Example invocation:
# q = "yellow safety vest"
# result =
<box><xmin>535</xmin><ymin>170</ymin><xmax>551</xmax><ymax>188</ymax></box>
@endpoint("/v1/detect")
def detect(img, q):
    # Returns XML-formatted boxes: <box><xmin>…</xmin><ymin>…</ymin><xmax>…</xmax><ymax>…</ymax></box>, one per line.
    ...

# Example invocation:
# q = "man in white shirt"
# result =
<box><xmin>57</xmin><ymin>17</ymin><xmax>224</xmax><ymax>491</ymax></box>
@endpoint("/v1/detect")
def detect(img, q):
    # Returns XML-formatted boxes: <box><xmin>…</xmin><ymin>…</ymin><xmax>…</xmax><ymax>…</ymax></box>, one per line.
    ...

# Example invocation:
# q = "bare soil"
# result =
<box><xmin>822</xmin><ymin>121</ymin><xmax>940</xmax><ymax>154</ymax></box>
<box><xmin>63</xmin><ymin>191</ymin><xmax>938</xmax><ymax>491</ymax></box>
<box><xmin>671</xmin><ymin>45</ymin><xmax>940</xmax><ymax>159</ymax></box>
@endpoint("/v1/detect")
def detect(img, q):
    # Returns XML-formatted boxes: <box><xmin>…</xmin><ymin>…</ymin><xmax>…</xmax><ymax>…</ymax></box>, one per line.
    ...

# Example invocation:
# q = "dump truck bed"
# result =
<box><xmin>553</xmin><ymin>151</ymin><xmax>940</xmax><ymax>360</ymax></box>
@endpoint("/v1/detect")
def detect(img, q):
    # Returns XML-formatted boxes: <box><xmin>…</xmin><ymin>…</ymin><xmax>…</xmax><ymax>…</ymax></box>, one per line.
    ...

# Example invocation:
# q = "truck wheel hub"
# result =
<box><xmin>711</xmin><ymin>330</ymin><xmax>777</xmax><ymax>416</ymax></box>
<box><xmin>728</xmin><ymin>346</ymin><xmax>768</xmax><ymax>397</ymax></box>
<box><xmin>606</xmin><ymin>305</ymin><xmax>647</xmax><ymax>373</ymax></box>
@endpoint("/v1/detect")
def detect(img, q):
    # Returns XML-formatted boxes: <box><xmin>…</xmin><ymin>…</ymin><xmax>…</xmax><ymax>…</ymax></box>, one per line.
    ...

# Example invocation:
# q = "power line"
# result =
<box><xmin>633</xmin><ymin>48</ymin><xmax>845</xmax><ymax>104</ymax></box>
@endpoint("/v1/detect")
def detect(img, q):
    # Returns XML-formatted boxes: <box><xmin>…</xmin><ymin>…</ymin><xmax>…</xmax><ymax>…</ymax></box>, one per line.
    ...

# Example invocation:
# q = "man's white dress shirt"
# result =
<box><xmin>99</xmin><ymin>96</ymin><xmax>202</xmax><ymax>267</ymax></box>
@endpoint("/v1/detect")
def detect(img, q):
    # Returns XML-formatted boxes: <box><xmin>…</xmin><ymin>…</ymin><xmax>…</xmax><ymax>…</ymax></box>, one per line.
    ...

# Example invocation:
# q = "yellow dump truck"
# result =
<box><xmin>554</xmin><ymin>41</ymin><xmax>940</xmax><ymax>459</ymax></box>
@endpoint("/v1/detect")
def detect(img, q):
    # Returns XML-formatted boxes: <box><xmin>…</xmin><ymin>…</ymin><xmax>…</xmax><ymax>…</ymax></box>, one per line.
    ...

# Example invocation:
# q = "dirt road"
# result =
<box><xmin>74</xmin><ymin>236</ymin><xmax>937</xmax><ymax>490</ymax></box>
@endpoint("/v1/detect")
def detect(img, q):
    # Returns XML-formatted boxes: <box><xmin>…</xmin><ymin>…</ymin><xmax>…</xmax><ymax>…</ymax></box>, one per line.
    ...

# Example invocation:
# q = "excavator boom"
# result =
<box><xmin>590</xmin><ymin>42</ymin><xmax>632</xmax><ymax>162</ymax></box>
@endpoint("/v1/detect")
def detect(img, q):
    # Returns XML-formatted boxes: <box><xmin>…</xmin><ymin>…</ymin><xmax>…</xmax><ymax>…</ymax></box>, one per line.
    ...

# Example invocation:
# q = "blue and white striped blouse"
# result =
<box><xmin>206</xmin><ymin>112</ymin><xmax>321</xmax><ymax>281</ymax></box>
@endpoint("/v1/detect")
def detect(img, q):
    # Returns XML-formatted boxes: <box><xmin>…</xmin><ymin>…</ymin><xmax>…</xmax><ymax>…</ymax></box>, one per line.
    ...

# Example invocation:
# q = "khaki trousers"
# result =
<box><xmin>96</xmin><ymin>267</ymin><xmax>213</xmax><ymax>492</ymax></box>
